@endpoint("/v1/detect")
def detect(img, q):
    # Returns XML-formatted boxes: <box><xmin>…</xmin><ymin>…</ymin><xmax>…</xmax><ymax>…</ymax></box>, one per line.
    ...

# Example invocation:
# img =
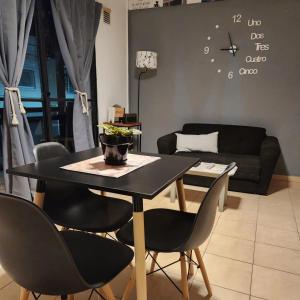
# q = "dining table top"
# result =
<box><xmin>7</xmin><ymin>147</ymin><xmax>199</xmax><ymax>199</ymax></box>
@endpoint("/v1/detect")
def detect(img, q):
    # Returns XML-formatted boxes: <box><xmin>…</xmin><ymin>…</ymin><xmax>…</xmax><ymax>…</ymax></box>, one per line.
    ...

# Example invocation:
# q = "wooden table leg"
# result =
<box><xmin>176</xmin><ymin>179</ymin><xmax>194</xmax><ymax>275</ymax></box>
<box><xmin>33</xmin><ymin>180</ymin><xmax>45</xmax><ymax>208</ymax></box>
<box><xmin>133</xmin><ymin>197</ymin><xmax>147</xmax><ymax>300</ymax></box>
<box><xmin>176</xmin><ymin>178</ymin><xmax>187</xmax><ymax>212</ymax></box>
<box><xmin>170</xmin><ymin>183</ymin><xmax>177</xmax><ymax>203</ymax></box>
<box><xmin>218</xmin><ymin>174</ymin><xmax>229</xmax><ymax>212</ymax></box>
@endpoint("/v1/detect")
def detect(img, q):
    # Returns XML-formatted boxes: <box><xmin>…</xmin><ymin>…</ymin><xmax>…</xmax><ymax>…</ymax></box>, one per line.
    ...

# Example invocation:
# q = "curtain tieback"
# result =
<box><xmin>5</xmin><ymin>87</ymin><xmax>26</xmax><ymax>126</ymax></box>
<box><xmin>75</xmin><ymin>90</ymin><xmax>89</xmax><ymax>116</ymax></box>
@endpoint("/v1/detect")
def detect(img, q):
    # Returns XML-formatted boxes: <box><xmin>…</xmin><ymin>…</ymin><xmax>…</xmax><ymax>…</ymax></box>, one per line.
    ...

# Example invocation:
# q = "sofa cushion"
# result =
<box><xmin>182</xmin><ymin>124</ymin><xmax>266</xmax><ymax>155</ymax></box>
<box><xmin>175</xmin><ymin>151</ymin><xmax>261</xmax><ymax>182</ymax></box>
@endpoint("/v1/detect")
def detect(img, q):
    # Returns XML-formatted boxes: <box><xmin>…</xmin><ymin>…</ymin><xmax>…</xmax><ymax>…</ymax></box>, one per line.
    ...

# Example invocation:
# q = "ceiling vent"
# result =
<box><xmin>103</xmin><ymin>7</ymin><xmax>111</xmax><ymax>25</ymax></box>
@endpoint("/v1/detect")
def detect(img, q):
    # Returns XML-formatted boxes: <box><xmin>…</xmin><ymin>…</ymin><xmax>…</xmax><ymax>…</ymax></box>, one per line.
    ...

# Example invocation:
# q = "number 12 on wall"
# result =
<box><xmin>233</xmin><ymin>14</ymin><xmax>242</xmax><ymax>23</ymax></box>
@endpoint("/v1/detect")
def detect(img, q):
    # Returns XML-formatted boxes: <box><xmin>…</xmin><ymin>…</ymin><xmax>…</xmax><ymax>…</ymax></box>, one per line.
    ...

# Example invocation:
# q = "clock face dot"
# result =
<box><xmin>215</xmin><ymin>25</ymin><xmax>220</xmax><ymax>29</ymax></box>
<box><xmin>217</xmin><ymin>69</ymin><xmax>222</xmax><ymax>73</ymax></box>
<box><xmin>211</xmin><ymin>58</ymin><xmax>215</xmax><ymax>63</ymax></box>
<box><xmin>207</xmin><ymin>36</ymin><xmax>211</xmax><ymax>40</ymax></box>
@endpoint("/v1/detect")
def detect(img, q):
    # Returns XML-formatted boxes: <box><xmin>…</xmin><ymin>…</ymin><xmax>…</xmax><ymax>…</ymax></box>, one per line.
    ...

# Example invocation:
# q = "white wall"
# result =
<box><xmin>95</xmin><ymin>0</ymin><xmax>129</xmax><ymax>124</ymax></box>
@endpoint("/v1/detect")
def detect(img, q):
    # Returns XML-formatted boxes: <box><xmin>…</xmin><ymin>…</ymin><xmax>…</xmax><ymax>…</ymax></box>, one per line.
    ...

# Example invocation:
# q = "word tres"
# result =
<box><xmin>255</xmin><ymin>43</ymin><xmax>270</xmax><ymax>51</ymax></box>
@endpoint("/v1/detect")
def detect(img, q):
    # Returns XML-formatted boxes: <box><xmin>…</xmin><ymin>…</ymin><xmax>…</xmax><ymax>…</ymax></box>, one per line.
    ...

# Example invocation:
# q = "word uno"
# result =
<box><xmin>251</xmin><ymin>33</ymin><xmax>265</xmax><ymax>40</ymax></box>
<box><xmin>255</xmin><ymin>43</ymin><xmax>270</xmax><ymax>51</ymax></box>
<box><xmin>248</xmin><ymin>19</ymin><xmax>262</xmax><ymax>27</ymax></box>
<box><xmin>239</xmin><ymin>68</ymin><xmax>258</xmax><ymax>75</ymax></box>
<box><xmin>246</xmin><ymin>56</ymin><xmax>267</xmax><ymax>63</ymax></box>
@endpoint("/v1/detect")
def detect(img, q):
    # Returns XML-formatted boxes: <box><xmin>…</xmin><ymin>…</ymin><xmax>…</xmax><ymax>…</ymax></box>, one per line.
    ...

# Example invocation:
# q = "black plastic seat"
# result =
<box><xmin>34</xmin><ymin>142</ymin><xmax>133</xmax><ymax>232</ymax></box>
<box><xmin>117</xmin><ymin>163</ymin><xmax>237</xmax><ymax>299</ymax></box>
<box><xmin>0</xmin><ymin>193</ymin><xmax>134</xmax><ymax>298</ymax></box>
<box><xmin>117</xmin><ymin>208</ymin><xmax>195</xmax><ymax>252</ymax></box>
<box><xmin>61</xmin><ymin>230</ymin><xmax>133</xmax><ymax>286</ymax></box>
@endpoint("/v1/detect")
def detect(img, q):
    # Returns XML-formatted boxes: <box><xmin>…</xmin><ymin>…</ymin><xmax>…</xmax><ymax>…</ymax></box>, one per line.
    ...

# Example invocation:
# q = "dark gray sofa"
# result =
<box><xmin>157</xmin><ymin>123</ymin><xmax>281</xmax><ymax>195</ymax></box>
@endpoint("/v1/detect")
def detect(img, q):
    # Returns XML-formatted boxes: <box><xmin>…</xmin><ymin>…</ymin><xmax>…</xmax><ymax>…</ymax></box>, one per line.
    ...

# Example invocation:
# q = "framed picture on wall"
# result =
<box><xmin>163</xmin><ymin>0</ymin><xmax>184</xmax><ymax>6</ymax></box>
<box><xmin>128</xmin><ymin>0</ymin><xmax>163</xmax><ymax>10</ymax></box>
<box><xmin>186</xmin><ymin>0</ymin><xmax>202</xmax><ymax>4</ymax></box>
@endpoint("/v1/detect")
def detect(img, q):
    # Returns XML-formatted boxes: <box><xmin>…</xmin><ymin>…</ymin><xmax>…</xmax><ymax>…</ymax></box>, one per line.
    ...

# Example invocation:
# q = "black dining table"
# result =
<box><xmin>7</xmin><ymin>147</ymin><xmax>199</xmax><ymax>300</ymax></box>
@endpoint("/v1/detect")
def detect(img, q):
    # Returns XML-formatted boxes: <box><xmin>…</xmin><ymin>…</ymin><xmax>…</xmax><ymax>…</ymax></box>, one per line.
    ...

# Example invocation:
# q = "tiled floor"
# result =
<box><xmin>1</xmin><ymin>180</ymin><xmax>300</xmax><ymax>299</ymax></box>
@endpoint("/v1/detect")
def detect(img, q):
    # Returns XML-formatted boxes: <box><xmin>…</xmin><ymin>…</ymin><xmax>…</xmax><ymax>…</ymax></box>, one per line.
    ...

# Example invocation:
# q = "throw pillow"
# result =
<box><xmin>175</xmin><ymin>132</ymin><xmax>219</xmax><ymax>153</ymax></box>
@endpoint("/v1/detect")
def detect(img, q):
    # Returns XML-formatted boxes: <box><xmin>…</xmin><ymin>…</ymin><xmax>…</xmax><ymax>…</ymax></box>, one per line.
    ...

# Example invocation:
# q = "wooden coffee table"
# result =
<box><xmin>170</xmin><ymin>163</ymin><xmax>238</xmax><ymax>212</ymax></box>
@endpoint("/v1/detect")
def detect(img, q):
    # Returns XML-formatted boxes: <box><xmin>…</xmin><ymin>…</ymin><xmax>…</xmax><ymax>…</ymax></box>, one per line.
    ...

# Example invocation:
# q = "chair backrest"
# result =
<box><xmin>33</xmin><ymin>142</ymin><xmax>85</xmax><ymax>201</ymax></box>
<box><xmin>182</xmin><ymin>163</ymin><xmax>237</xmax><ymax>250</ymax></box>
<box><xmin>34</xmin><ymin>142</ymin><xmax>69</xmax><ymax>162</ymax></box>
<box><xmin>0</xmin><ymin>193</ymin><xmax>88</xmax><ymax>295</ymax></box>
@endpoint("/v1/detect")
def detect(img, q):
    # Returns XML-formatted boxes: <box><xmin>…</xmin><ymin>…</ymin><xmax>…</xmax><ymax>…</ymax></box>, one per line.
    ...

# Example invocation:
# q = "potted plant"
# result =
<box><xmin>98</xmin><ymin>124</ymin><xmax>142</xmax><ymax>165</ymax></box>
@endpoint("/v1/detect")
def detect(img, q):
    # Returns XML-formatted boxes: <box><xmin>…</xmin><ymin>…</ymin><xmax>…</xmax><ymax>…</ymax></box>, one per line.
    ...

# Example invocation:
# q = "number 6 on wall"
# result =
<box><xmin>228</xmin><ymin>71</ymin><xmax>234</xmax><ymax>79</ymax></box>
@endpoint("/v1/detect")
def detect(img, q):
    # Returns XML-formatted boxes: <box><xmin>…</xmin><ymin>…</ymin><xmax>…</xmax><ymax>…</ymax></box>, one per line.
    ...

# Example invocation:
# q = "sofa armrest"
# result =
<box><xmin>157</xmin><ymin>131</ymin><xmax>180</xmax><ymax>154</ymax></box>
<box><xmin>258</xmin><ymin>136</ymin><xmax>281</xmax><ymax>194</ymax></box>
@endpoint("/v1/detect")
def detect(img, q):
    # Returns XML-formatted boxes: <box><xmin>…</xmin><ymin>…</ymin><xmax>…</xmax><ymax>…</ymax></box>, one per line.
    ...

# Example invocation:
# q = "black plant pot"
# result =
<box><xmin>99</xmin><ymin>134</ymin><xmax>133</xmax><ymax>165</ymax></box>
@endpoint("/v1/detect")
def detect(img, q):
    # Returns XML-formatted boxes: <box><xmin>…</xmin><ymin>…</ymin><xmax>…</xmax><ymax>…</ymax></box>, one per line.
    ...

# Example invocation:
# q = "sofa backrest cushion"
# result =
<box><xmin>182</xmin><ymin>124</ymin><xmax>266</xmax><ymax>155</ymax></box>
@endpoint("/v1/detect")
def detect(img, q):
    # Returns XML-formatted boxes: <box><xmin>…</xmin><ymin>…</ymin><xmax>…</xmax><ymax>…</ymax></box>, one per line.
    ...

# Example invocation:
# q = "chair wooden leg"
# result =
<box><xmin>187</xmin><ymin>250</ymin><xmax>194</xmax><ymax>277</ymax></box>
<box><xmin>99</xmin><ymin>284</ymin><xmax>116</xmax><ymax>300</ymax></box>
<box><xmin>150</xmin><ymin>252</ymin><xmax>158</xmax><ymax>273</ymax></box>
<box><xmin>194</xmin><ymin>248</ymin><xmax>212</xmax><ymax>297</ymax></box>
<box><xmin>19</xmin><ymin>287</ymin><xmax>30</xmax><ymax>300</ymax></box>
<box><xmin>122</xmin><ymin>268</ymin><xmax>136</xmax><ymax>300</ymax></box>
<box><xmin>180</xmin><ymin>253</ymin><xmax>189</xmax><ymax>300</ymax></box>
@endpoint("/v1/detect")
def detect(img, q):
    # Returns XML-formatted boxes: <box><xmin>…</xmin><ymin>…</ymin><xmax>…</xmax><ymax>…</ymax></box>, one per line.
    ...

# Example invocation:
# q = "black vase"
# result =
<box><xmin>99</xmin><ymin>134</ymin><xmax>133</xmax><ymax>165</ymax></box>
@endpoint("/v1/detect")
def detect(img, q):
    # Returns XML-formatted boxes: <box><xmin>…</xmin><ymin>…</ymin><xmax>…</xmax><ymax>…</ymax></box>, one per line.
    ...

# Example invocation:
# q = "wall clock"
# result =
<box><xmin>203</xmin><ymin>13</ymin><xmax>270</xmax><ymax>80</ymax></box>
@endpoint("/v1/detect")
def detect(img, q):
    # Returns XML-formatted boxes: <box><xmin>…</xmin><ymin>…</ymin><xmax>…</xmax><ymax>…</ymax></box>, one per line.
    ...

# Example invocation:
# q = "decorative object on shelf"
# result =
<box><xmin>124</xmin><ymin>113</ymin><xmax>138</xmax><ymax>123</ymax></box>
<box><xmin>107</xmin><ymin>105</ymin><xmax>125</xmax><ymax>123</ymax></box>
<box><xmin>186</xmin><ymin>0</ymin><xmax>202</xmax><ymax>4</ymax></box>
<box><xmin>129</xmin><ymin>0</ymin><xmax>163</xmax><ymax>10</ymax></box>
<box><xmin>163</xmin><ymin>0</ymin><xmax>184</xmax><ymax>6</ymax></box>
<box><xmin>99</xmin><ymin>124</ymin><xmax>142</xmax><ymax>165</ymax></box>
<box><xmin>136</xmin><ymin>50</ymin><xmax>158</xmax><ymax>122</ymax></box>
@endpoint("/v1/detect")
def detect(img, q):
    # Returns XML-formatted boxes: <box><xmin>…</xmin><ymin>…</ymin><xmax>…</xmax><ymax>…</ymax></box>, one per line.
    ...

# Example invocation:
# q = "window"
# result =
<box><xmin>0</xmin><ymin>0</ymin><xmax>98</xmax><ymax>182</ymax></box>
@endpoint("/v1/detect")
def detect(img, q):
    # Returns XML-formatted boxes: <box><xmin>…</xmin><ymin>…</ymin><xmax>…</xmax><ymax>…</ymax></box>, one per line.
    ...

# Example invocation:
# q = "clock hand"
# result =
<box><xmin>220</xmin><ymin>47</ymin><xmax>239</xmax><ymax>52</ymax></box>
<box><xmin>228</xmin><ymin>32</ymin><xmax>236</xmax><ymax>56</ymax></box>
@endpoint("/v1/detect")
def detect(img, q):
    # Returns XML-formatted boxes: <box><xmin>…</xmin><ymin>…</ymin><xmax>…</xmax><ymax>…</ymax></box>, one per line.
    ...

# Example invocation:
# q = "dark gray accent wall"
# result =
<box><xmin>129</xmin><ymin>0</ymin><xmax>300</xmax><ymax>176</ymax></box>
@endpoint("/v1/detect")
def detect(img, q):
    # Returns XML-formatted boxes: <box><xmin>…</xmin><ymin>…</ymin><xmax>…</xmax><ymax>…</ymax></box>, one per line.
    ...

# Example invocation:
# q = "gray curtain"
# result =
<box><xmin>0</xmin><ymin>0</ymin><xmax>36</xmax><ymax>200</ymax></box>
<box><xmin>50</xmin><ymin>0</ymin><xmax>102</xmax><ymax>151</ymax></box>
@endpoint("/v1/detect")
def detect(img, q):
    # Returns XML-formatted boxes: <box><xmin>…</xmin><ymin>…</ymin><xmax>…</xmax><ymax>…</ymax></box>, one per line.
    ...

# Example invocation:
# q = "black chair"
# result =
<box><xmin>0</xmin><ymin>193</ymin><xmax>134</xmax><ymax>300</ymax></box>
<box><xmin>117</xmin><ymin>163</ymin><xmax>237</xmax><ymax>299</ymax></box>
<box><xmin>33</xmin><ymin>142</ymin><xmax>133</xmax><ymax>233</ymax></box>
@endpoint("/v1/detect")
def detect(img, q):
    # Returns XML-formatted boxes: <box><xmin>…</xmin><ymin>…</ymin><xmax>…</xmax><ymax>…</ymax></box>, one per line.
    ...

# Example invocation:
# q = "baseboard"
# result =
<box><xmin>272</xmin><ymin>175</ymin><xmax>300</xmax><ymax>183</ymax></box>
